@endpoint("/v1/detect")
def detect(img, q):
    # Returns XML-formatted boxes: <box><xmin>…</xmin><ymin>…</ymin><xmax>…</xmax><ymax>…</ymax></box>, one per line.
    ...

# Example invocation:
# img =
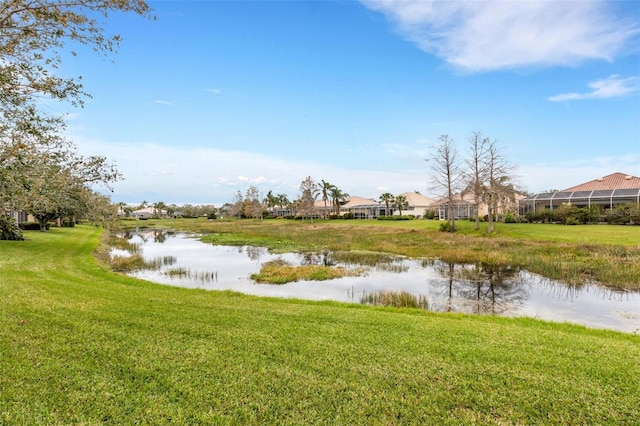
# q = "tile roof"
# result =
<box><xmin>398</xmin><ymin>192</ymin><xmax>436</xmax><ymax>207</ymax></box>
<box><xmin>342</xmin><ymin>196</ymin><xmax>379</xmax><ymax>209</ymax></box>
<box><xmin>562</xmin><ymin>172</ymin><xmax>640</xmax><ymax>191</ymax></box>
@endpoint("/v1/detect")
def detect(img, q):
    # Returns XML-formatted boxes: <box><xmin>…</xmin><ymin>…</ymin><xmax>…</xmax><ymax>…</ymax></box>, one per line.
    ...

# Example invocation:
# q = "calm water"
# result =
<box><xmin>111</xmin><ymin>229</ymin><xmax>640</xmax><ymax>334</ymax></box>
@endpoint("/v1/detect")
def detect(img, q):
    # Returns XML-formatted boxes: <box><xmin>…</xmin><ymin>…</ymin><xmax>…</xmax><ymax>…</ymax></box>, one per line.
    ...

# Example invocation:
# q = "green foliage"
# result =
<box><xmin>439</xmin><ymin>221</ymin><xmax>455</xmax><ymax>232</ymax></box>
<box><xmin>0</xmin><ymin>215</ymin><xmax>24</xmax><ymax>240</ymax></box>
<box><xmin>526</xmin><ymin>205</ymin><xmax>601</xmax><ymax>225</ymax></box>
<box><xmin>608</xmin><ymin>203</ymin><xmax>640</xmax><ymax>225</ymax></box>
<box><xmin>341</xmin><ymin>212</ymin><xmax>354</xmax><ymax>220</ymax></box>
<box><xmin>18</xmin><ymin>222</ymin><xmax>49</xmax><ymax>231</ymax></box>
<box><xmin>377</xmin><ymin>215</ymin><xmax>413</xmax><ymax>221</ymax></box>
<box><xmin>504</xmin><ymin>213</ymin><xmax>518</xmax><ymax>223</ymax></box>
<box><xmin>423</xmin><ymin>209</ymin><xmax>436</xmax><ymax>220</ymax></box>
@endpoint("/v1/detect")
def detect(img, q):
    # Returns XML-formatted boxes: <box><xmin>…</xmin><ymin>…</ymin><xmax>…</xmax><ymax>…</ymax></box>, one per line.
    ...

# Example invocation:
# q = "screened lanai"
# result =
<box><xmin>519</xmin><ymin>173</ymin><xmax>640</xmax><ymax>214</ymax></box>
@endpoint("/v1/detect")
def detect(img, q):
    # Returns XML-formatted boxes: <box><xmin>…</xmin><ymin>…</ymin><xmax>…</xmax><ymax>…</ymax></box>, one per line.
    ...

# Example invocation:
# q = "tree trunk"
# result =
<box><xmin>488</xmin><ymin>194</ymin><xmax>495</xmax><ymax>233</ymax></box>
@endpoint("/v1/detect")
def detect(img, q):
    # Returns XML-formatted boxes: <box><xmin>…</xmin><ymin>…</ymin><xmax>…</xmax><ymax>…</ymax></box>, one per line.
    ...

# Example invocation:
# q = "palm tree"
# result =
<box><xmin>153</xmin><ymin>201</ymin><xmax>166</xmax><ymax>218</ymax></box>
<box><xmin>263</xmin><ymin>190</ymin><xmax>278</xmax><ymax>216</ymax></box>
<box><xmin>379</xmin><ymin>192</ymin><xmax>394</xmax><ymax>216</ymax></box>
<box><xmin>318</xmin><ymin>180</ymin><xmax>335</xmax><ymax>219</ymax></box>
<box><xmin>277</xmin><ymin>193</ymin><xmax>290</xmax><ymax>217</ymax></box>
<box><xmin>330</xmin><ymin>186</ymin><xmax>350</xmax><ymax>217</ymax></box>
<box><xmin>394</xmin><ymin>194</ymin><xmax>408</xmax><ymax>216</ymax></box>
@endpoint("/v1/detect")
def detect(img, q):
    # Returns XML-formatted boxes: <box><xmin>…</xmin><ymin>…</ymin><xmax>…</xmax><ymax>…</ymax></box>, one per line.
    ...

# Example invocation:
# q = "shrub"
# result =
<box><xmin>342</xmin><ymin>212</ymin><xmax>354</xmax><ymax>220</ymax></box>
<box><xmin>377</xmin><ymin>216</ymin><xmax>413</xmax><ymax>221</ymax></box>
<box><xmin>18</xmin><ymin>222</ymin><xmax>50</xmax><ymax>231</ymax></box>
<box><xmin>608</xmin><ymin>203</ymin><xmax>640</xmax><ymax>225</ymax></box>
<box><xmin>439</xmin><ymin>221</ymin><xmax>455</xmax><ymax>232</ymax></box>
<box><xmin>504</xmin><ymin>213</ymin><xmax>517</xmax><ymax>223</ymax></box>
<box><xmin>0</xmin><ymin>215</ymin><xmax>24</xmax><ymax>240</ymax></box>
<box><xmin>565</xmin><ymin>216</ymin><xmax>580</xmax><ymax>226</ymax></box>
<box><xmin>423</xmin><ymin>210</ymin><xmax>436</xmax><ymax>220</ymax></box>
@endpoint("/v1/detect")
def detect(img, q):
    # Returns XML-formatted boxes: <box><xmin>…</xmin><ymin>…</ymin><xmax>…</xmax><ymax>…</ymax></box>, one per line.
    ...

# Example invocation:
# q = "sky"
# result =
<box><xmin>58</xmin><ymin>0</ymin><xmax>640</xmax><ymax>205</ymax></box>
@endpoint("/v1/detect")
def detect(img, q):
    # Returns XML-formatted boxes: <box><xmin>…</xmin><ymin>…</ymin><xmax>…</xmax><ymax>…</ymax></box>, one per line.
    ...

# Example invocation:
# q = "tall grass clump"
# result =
<box><xmin>360</xmin><ymin>290</ymin><xmax>429</xmax><ymax>309</ymax></box>
<box><xmin>251</xmin><ymin>259</ymin><xmax>362</xmax><ymax>284</ymax></box>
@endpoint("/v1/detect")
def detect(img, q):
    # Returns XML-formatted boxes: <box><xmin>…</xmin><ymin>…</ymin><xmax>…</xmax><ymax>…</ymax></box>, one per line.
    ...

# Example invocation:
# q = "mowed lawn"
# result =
<box><xmin>1</xmin><ymin>225</ymin><xmax>639</xmax><ymax>424</ymax></box>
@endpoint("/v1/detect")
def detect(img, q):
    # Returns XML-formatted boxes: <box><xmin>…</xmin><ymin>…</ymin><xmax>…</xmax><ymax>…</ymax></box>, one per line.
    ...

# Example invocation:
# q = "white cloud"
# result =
<box><xmin>72</xmin><ymin>136</ymin><xmax>433</xmax><ymax>204</ymax></box>
<box><xmin>154</xmin><ymin>100</ymin><xmax>172</xmax><ymax>105</ymax></box>
<box><xmin>548</xmin><ymin>75</ymin><xmax>640</xmax><ymax>102</ymax></box>
<box><xmin>360</xmin><ymin>0</ymin><xmax>638</xmax><ymax>72</ymax></box>
<box><xmin>206</xmin><ymin>88</ymin><xmax>221</xmax><ymax>94</ymax></box>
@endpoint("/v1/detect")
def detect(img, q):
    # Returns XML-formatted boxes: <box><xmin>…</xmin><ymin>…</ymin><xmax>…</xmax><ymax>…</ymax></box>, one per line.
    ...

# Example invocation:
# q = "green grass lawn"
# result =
<box><xmin>1</xmin><ymin>225</ymin><xmax>639</xmax><ymax>424</ymax></box>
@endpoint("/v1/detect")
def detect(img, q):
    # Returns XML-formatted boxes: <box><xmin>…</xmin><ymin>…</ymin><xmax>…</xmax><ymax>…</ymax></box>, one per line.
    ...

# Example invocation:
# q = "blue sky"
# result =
<box><xmin>60</xmin><ymin>0</ymin><xmax>640</xmax><ymax>205</ymax></box>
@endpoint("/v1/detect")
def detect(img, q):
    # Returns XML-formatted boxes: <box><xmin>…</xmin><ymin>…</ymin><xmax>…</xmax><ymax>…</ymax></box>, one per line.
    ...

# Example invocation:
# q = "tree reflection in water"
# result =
<box><xmin>433</xmin><ymin>262</ymin><xmax>528</xmax><ymax>315</ymax></box>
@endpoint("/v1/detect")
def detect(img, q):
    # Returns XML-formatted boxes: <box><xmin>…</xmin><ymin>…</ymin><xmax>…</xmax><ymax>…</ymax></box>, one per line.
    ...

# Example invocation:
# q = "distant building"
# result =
<box><xmin>132</xmin><ymin>207</ymin><xmax>168</xmax><ymax>219</ymax></box>
<box><xmin>394</xmin><ymin>192</ymin><xmax>436</xmax><ymax>218</ymax></box>
<box><xmin>519</xmin><ymin>172</ymin><xmax>640</xmax><ymax>214</ymax></box>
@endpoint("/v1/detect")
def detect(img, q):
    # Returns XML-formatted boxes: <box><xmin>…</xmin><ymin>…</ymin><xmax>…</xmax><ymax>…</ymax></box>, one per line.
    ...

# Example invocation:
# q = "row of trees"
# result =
<box><xmin>0</xmin><ymin>1</ymin><xmax>152</xmax><ymax>238</ymax></box>
<box><xmin>224</xmin><ymin>177</ymin><xmax>351</xmax><ymax>221</ymax></box>
<box><xmin>429</xmin><ymin>132</ymin><xmax>518</xmax><ymax>233</ymax></box>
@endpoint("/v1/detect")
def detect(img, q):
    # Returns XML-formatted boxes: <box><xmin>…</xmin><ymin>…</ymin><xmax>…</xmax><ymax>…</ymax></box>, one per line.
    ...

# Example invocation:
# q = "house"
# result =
<box><xmin>431</xmin><ymin>192</ymin><xmax>477</xmax><ymax>220</ymax></box>
<box><xmin>132</xmin><ymin>206</ymin><xmax>168</xmax><ymax>219</ymax></box>
<box><xmin>343</xmin><ymin>196</ymin><xmax>384</xmax><ymax>219</ymax></box>
<box><xmin>393</xmin><ymin>192</ymin><xmax>436</xmax><ymax>218</ymax></box>
<box><xmin>519</xmin><ymin>172</ymin><xmax>640</xmax><ymax>214</ymax></box>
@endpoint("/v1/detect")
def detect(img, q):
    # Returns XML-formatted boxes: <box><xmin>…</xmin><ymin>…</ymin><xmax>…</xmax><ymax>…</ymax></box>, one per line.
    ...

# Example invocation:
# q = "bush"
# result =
<box><xmin>341</xmin><ymin>212</ymin><xmax>354</xmax><ymax>220</ymax></box>
<box><xmin>423</xmin><ymin>210</ymin><xmax>436</xmax><ymax>220</ymax></box>
<box><xmin>377</xmin><ymin>216</ymin><xmax>413</xmax><ymax>221</ymax></box>
<box><xmin>608</xmin><ymin>203</ymin><xmax>640</xmax><ymax>225</ymax></box>
<box><xmin>439</xmin><ymin>221</ymin><xmax>456</xmax><ymax>232</ymax></box>
<box><xmin>0</xmin><ymin>215</ymin><xmax>24</xmax><ymax>240</ymax></box>
<box><xmin>18</xmin><ymin>222</ymin><xmax>50</xmax><ymax>231</ymax></box>
<box><xmin>504</xmin><ymin>213</ymin><xmax>517</xmax><ymax>223</ymax></box>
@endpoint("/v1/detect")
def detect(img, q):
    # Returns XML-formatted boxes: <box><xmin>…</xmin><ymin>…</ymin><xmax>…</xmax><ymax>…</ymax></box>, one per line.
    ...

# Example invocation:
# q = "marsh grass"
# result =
<box><xmin>151</xmin><ymin>218</ymin><xmax>640</xmax><ymax>290</ymax></box>
<box><xmin>1</xmin><ymin>225</ymin><xmax>639</xmax><ymax>424</ymax></box>
<box><xmin>360</xmin><ymin>290</ymin><xmax>429</xmax><ymax>309</ymax></box>
<box><xmin>251</xmin><ymin>259</ymin><xmax>363</xmax><ymax>284</ymax></box>
<box><xmin>331</xmin><ymin>250</ymin><xmax>395</xmax><ymax>266</ymax></box>
<box><xmin>165</xmin><ymin>267</ymin><xmax>218</xmax><ymax>282</ymax></box>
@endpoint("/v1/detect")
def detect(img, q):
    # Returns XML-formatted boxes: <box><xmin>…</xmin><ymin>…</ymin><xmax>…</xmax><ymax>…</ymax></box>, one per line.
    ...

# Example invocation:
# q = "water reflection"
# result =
<box><xmin>430</xmin><ymin>263</ymin><xmax>528</xmax><ymax>315</ymax></box>
<box><xmin>109</xmin><ymin>230</ymin><xmax>640</xmax><ymax>334</ymax></box>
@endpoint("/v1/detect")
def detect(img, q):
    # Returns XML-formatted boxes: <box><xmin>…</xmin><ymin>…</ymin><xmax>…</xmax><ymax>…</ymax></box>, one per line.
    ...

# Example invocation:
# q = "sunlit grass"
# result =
<box><xmin>1</xmin><ymin>226</ymin><xmax>639</xmax><ymax>424</ymax></box>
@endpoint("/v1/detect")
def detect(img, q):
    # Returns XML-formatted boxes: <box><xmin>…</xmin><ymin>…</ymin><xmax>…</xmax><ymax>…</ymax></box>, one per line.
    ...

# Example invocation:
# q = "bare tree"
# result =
<box><xmin>228</xmin><ymin>190</ymin><xmax>244</xmax><ymax>219</ymax></box>
<box><xmin>485</xmin><ymin>140</ymin><xmax>516</xmax><ymax>233</ymax></box>
<box><xmin>298</xmin><ymin>176</ymin><xmax>319</xmax><ymax>222</ymax></box>
<box><xmin>465</xmin><ymin>131</ymin><xmax>489</xmax><ymax>230</ymax></box>
<box><xmin>429</xmin><ymin>134</ymin><xmax>463</xmax><ymax>231</ymax></box>
<box><xmin>244</xmin><ymin>186</ymin><xmax>263</xmax><ymax>220</ymax></box>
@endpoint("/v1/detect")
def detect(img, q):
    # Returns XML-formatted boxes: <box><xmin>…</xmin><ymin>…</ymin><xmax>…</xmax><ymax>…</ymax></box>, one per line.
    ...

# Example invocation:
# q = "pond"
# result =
<box><xmin>110</xmin><ymin>229</ymin><xmax>640</xmax><ymax>334</ymax></box>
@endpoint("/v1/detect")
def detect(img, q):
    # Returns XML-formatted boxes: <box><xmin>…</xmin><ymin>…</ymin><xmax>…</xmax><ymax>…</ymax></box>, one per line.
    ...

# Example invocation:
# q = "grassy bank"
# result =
<box><xmin>1</xmin><ymin>225</ymin><xmax>639</xmax><ymax>424</ymax></box>
<box><xmin>140</xmin><ymin>218</ymin><xmax>640</xmax><ymax>290</ymax></box>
